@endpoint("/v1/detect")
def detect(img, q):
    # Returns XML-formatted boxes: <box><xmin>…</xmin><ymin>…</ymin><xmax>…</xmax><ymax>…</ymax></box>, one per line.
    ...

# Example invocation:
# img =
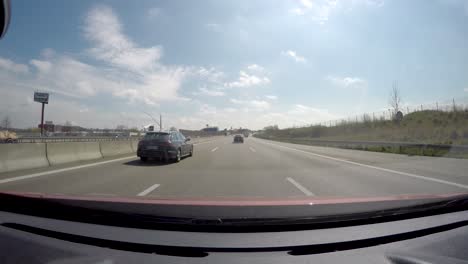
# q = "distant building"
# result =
<box><xmin>201</xmin><ymin>126</ymin><xmax>219</xmax><ymax>133</ymax></box>
<box><xmin>38</xmin><ymin>121</ymin><xmax>86</xmax><ymax>135</ymax></box>
<box><xmin>38</xmin><ymin>121</ymin><xmax>55</xmax><ymax>132</ymax></box>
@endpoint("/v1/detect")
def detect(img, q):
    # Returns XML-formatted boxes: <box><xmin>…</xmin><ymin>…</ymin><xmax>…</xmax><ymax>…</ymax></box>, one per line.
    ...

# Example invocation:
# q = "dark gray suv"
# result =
<box><xmin>137</xmin><ymin>131</ymin><xmax>193</xmax><ymax>163</ymax></box>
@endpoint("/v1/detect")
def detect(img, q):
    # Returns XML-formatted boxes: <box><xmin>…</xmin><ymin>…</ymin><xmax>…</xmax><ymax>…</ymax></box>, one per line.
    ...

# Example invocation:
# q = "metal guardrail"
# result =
<box><xmin>6</xmin><ymin>137</ymin><xmax>142</xmax><ymax>143</ymax></box>
<box><xmin>2</xmin><ymin>134</ymin><xmax>219</xmax><ymax>144</ymax></box>
<box><xmin>255</xmin><ymin>136</ymin><xmax>468</xmax><ymax>152</ymax></box>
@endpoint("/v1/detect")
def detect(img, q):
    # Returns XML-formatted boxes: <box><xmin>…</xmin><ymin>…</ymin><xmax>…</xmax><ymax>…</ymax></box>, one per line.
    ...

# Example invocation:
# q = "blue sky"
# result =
<box><xmin>1</xmin><ymin>0</ymin><xmax>468</xmax><ymax>129</ymax></box>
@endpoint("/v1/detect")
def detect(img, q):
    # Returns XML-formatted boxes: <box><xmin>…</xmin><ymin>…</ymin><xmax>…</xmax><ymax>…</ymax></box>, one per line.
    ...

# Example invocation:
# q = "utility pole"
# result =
<box><xmin>40</xmin><ymin>103</ymin><xmax>45</xmax><ymax>136</ymax></box>
<box><xmin>160</xmin><ymin>114</ymin><xmax>162</xmax><ymax>131</ymax></box>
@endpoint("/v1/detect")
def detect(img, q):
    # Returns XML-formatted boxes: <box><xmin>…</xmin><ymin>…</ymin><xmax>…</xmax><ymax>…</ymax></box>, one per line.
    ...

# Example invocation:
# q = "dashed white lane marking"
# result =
<box><xmin>286</xmin><ymin>177</ymin><xmax>315</xmax><ymax>196</ymax></box>
<box><xmin>249</xmin><ymin>147</ymin><xmax>256</xmax><ymax>153</ymax></box>
<box><xmin>256</xmin><ymin>139</ymin><xmax>468</xmax><ymax>190</ymax></box>
<box><xmin>0</xmin><ymin>156</ymin><xmax>136</xmax><ymax>185</ymax></box>
<box><xmin>137</xmin><ymin>183</ymin><xmax>161</xmax><ymax>196</ymax></box>
<box><xmin>211</xmin><ymin>147</ymin><xmax>219</xmax><ymax>152</ymax></box>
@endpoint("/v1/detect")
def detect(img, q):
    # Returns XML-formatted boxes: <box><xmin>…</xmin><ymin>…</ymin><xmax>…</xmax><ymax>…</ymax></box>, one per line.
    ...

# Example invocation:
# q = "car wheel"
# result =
<box><xmin>140</xmin><ymin>157</ymin><xmax>148</xmax><ymax>162</ymax></box>
<box><xmin>175</xmin><ymin>149</ymin><xmax>181</xmax><ymax>162</ymax></box>
<box><xmin>189</xmin><ymin>146</ymin><xmax>193</xmax><ymax>157</ymax></box>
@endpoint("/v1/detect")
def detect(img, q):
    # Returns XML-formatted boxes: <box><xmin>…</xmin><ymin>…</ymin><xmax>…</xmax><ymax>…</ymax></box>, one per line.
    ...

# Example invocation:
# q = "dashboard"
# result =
<box><xmin>1</xmin><ymin>209</ymin><xmax>468</xmax><ymax>264</ymax></box>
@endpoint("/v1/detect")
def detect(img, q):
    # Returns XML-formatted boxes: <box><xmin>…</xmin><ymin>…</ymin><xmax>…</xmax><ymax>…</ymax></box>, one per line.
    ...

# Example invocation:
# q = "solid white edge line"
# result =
<box><xmin>211</xmin><ymin>147</ymin><xmax>219</xmax><ymax>152</ymax></box>
<box><xmin>255</xmin><ymin>138</ymin><xmax>468</xmax><ymax>190</ymax></box>
<box><xmin>137</xmin><ymin>183</ymin><xmax>161</xmax><ymax>196</ymax></box>
<box><xmin>249</xmin><ymin>147</ymin><xmax>256</xmax><ymax>152</ymax></box>
<box><xmin>286</xmin><ymin>177</ymin><xmax>315</xmax><ymax>196</ymax></box>
<box><xmin>0</xmin><ymin>156</ymin><xmax>136</xmax><ymax>185</ymax></box>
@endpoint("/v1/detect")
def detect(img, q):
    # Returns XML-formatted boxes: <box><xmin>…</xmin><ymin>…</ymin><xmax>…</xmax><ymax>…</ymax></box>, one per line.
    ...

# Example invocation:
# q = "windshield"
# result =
<box><xmin>0</xmin><ymin>0</ymin><xmax>467</xmax><ymax>215</ymax></box>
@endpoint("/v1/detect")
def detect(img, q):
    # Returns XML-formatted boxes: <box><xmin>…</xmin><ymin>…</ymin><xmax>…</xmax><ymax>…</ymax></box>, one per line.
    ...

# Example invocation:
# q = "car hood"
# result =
<box><xmin>0</xmin><ymin>191</ymin><xmax>465</xmax><ymax>206</ymax></box>
<box><xmin>1</xmin><ymin>191</ymin><xmax>467</xmax><ymax>232</ymax></box>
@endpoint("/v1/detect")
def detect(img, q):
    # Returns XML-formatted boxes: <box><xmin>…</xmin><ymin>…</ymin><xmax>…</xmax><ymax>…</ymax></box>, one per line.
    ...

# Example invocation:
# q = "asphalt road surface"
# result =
<box><xmin>1</xmin><ymin>137</ymin><xmax>468</xmax><ymax>199</ymax></box>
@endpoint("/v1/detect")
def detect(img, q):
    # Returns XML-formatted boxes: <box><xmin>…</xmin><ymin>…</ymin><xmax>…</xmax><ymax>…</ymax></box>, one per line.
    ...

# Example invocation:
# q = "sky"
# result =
<box><xmin>0</xmin><ymin>0</ymin><xmax>468</xmax><ymax>130</ymax></box>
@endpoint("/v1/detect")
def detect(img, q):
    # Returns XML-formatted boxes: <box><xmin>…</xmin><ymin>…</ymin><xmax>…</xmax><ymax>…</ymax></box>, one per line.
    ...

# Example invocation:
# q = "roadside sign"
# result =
<box><xmin>34</xmin><ymin>92</ymin><xmax>49</xmax><ymax>104</ymax></box>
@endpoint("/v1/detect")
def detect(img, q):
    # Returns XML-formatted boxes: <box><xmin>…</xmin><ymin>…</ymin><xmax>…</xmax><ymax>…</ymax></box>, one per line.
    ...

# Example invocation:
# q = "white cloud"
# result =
<box><xmin>246</xmin><ymin>104</ymin><xmax>337</xmax><ymax>129</ymax></box>
<box><xmin>0</xmin><ymin>5</ymin><xmax>199</xmax><ymax>106</ymax></box>
<box><xmin>170</xmin><ymin>100</ymin><xmax>340</xmax><ymax>130</ymax></box>
<box><xmin>84</xmin><ymin>5</ymin><xmax>163</xmax><ymax>73</ymax></box>
<box><xmin>246</xmin><ymin>64</ymin><xmax>265</xmax><ymax>72</ymax></box>
<box><xmin>147</xmin><ymin>7</ymin><xmax>162</xmax><ymax>18</ymax></box>
<box><xmin>196</xmin><ymin>67</ymin><xmax>225</xmax><ymax>83</ymax></box>
<box><xmin>230</xmin><ymin>99</ymin><xmax>271</xmax><ymax>111</ymax></box>
<box><xmin>300</xmin><ymin>0</ymin><xmax>314</xmax><ymax>9</ymax></box>
<box><xmin>326</xmin><ymin>75</ymin><xmax>367</xmax><ymax>88</ymax></box>
<box><xmin>30</xmin><ymin>59</ymin><xmax>52</xmax><ymax>73</ymax></box>
<box><xmin>265</xmin><ymin>95</ymin><xmax>278</xmax><ymax>100</ymax></box>
<box><xmin>289</xmin><ymin>0</ymin><xmax>336</xmax><ymax>23</ymax></box>
<box><xmin>224</xmin><ymin>107</ymin><xmax>237</xmax><ymax>113</ymax></box>
<box><xmin>282</xmin><ymin>50</ymin><xmax>307</xmax><ymax>63</ymax></box>
<box><xmin>225</xmin><ymin>70</ymin><xmax>270</xmax><ymax>88</ymax></box>
<box><xmin>290</xmin><ymin>0</ymin><xmax>383</xmax><ymax>24</ymax></box>
<box><xmin>0</xmin><ymin>58</ymin><xmax>29</xmax><ymax>73</ymax></box>
<box><xmin>81</xmin><ymin>5</ymin><xmax>194</xmax><ymax>103</ymax></box>
<box><xmin>199</xmin><ymin>87</ymin><xmax>225</xmax><ymax>97</ymax></box>
<box><xmin>27</xmin><ymin>56</ymin><xmax>114</xmax><ymax>97</ymax></box>
<box><xmin>261</xmin><ymin>104</ymin><xmax>338</xmax><ymax>127</ymax></box>
<box><xmin>0</xmin><ymin>85</ymin><xmax>138</xmax><ymax>129</ymax></box>
<box><xmin>199</xmin><ymin>104</ymin><xmax>218</xmax><ymax>115</ymax></box>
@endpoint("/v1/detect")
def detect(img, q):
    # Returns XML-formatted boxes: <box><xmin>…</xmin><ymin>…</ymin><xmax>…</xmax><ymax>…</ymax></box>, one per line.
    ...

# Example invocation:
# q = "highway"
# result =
<box><xmin>0</xmin><ymin>136</ymin><xmax>468</xmax><ymax>198</ymax></box>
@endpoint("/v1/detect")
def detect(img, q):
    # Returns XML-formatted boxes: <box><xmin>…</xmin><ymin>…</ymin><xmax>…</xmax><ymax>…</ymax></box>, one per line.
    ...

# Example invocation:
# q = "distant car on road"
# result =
<box><xmin>233</xmin><ymin>134</ymin><xmax>244</xmax><ymax>143</ymax></box>
<box><xmin>137</xmin><ymin>131</ymin><xmax>193</xmax><ymax>163</ymax></box>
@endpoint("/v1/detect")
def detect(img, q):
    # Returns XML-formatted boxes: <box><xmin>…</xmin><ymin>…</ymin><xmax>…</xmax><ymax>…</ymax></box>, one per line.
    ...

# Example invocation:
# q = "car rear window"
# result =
<box><xmin>143</xmin><ymin>133</ymin><xmax>170</xmax><ymax>141</ymax></box>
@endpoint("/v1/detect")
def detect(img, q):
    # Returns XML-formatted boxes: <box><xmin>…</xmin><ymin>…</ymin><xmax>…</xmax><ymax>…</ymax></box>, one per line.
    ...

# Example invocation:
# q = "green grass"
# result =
<box><xmin>257</xmin><ymin>109</ymin><xmax>468</xmax><ymax>158</ymax></box>
<box><xmin>260</xmin><ymin>109</ymin><xmax>468</xmax><ymax>145</ymax></box>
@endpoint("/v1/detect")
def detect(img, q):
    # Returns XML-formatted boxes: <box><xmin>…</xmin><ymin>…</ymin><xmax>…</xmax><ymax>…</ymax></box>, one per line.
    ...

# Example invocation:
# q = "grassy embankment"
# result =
<box><xmin>255</xmin><ymin>110</ymin><xmax>468</xmax><ymax>158</ymax></box>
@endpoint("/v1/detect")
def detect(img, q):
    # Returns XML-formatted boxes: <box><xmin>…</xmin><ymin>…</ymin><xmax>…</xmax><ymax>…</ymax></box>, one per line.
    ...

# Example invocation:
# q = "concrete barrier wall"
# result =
<box><xmin>130</xmin><ymin>141</ymin><xmax>139</xmax><ymax>152</ymax></box>
<box><xmin>0</xmin><ymin>137</ymin><xmax>222</xmax><ymax>173</ymax></box>
<box><xmin>99</xmin><ymin>141</ymin><xmax>134</xmax><ymax>157</ymax></box>
<box><xmin>47</xmin><ymin>142</ymin><xmax>102</xmax><ymax>166</ymax></box>
<box><xmin>0</xmin><ymin>143</ymin><xmax>49</xmax><ymax>173</ymax></box>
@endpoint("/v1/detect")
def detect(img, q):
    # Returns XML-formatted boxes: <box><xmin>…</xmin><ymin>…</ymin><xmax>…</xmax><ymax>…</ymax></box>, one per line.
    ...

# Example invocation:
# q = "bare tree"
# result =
<box><xmin>1</xmin><ymin>116</ymin><xmax>11</xmax><ymax>130</ymax></box>
<box><xmin>64</xmin><ymin>120</ymin><xmax>72</xmax><ymax>127</ymax></box>
<box><xmin>389</xmin><ymin>81</ymin><xmax>402</xmax><ymax>116</ymax></box>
